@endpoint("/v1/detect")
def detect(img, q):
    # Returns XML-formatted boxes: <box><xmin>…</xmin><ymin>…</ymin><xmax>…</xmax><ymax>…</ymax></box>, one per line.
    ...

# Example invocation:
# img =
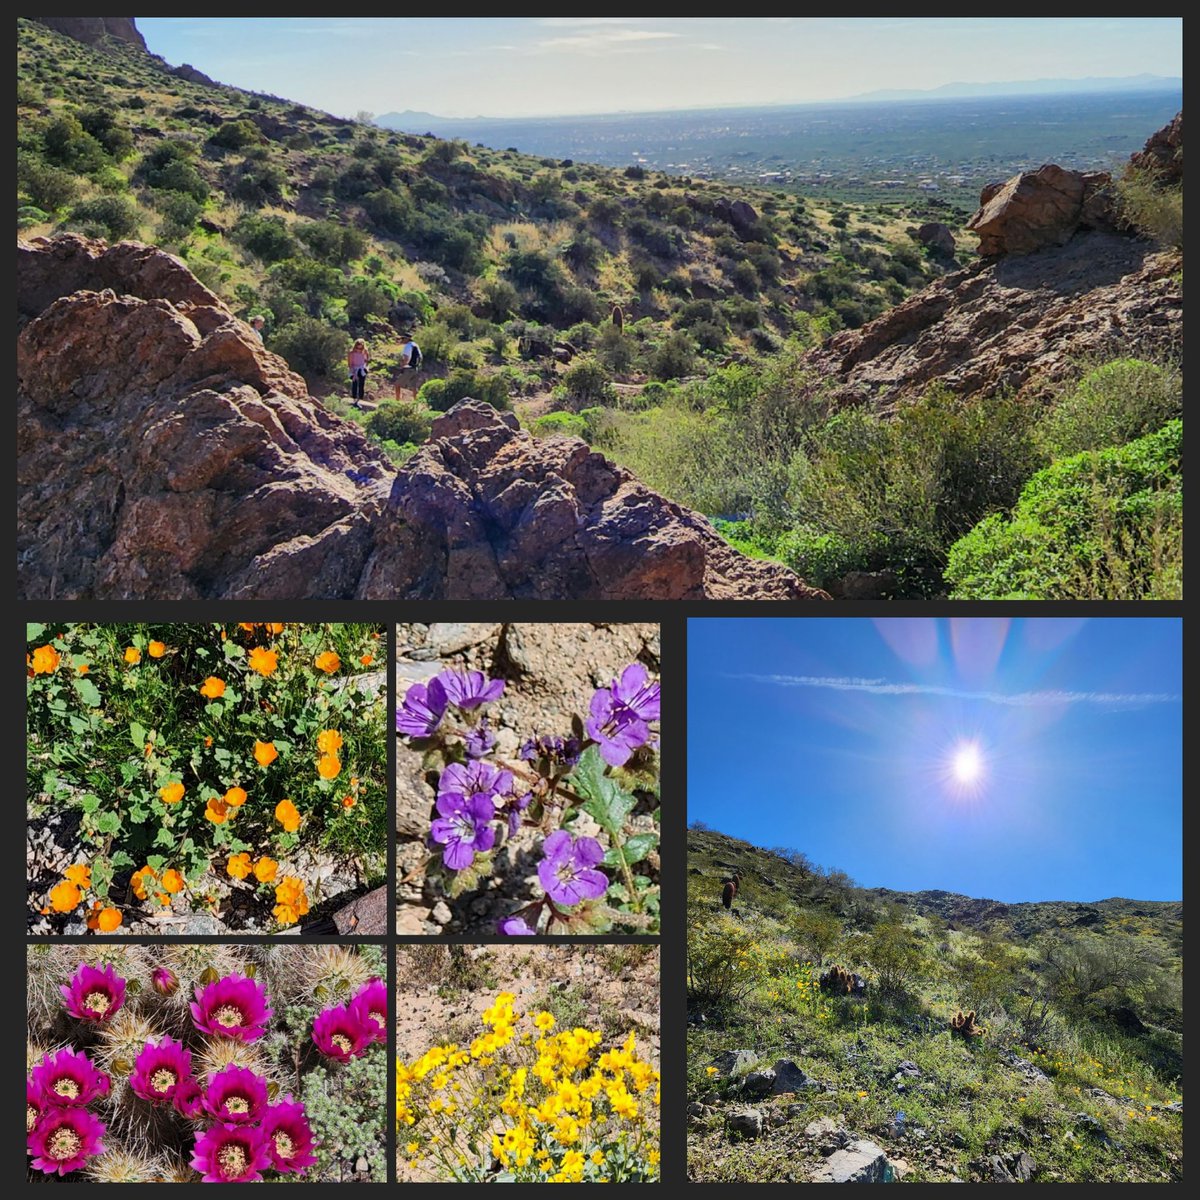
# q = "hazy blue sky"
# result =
<box><xmin>136</xmin><ymin>17</ymin><xmax>1181</xmax><ymax>119</ymax></box>
<box><xmin>687</xmin><ymin>618</ymin><xmax>1182</xmax><ymax>902</ymax></box>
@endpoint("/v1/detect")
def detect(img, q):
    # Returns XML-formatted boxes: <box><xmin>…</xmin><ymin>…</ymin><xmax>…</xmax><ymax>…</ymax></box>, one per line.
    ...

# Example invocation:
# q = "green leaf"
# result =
<box><xmin>447</xmin><ymin>850</ymin><xmax>493</xmax><ymax>898</ymax></box>
<box><xmin>205</xmin><ymin>702</ymin><xmax>224</xmax><ymax>718</ymax></box>
<box><xmin>569</xmin><ymin>745</ymin><xmax>636</xmax><ymax>833</ymax></box>
<box><xmin>128</xmin><ymin>804</ymin><xmax>148</xmax><ymax>824</ymax></box>
<box><xmin>74</xmin><ymin>676</ymin><xmax>101</xmax><ymax>707</ymax></box>
<box><xmin>621</xmin><ymin>833</ymin><xmax>658</xmax><ymax>865</ymax></box>
<box><xmin>80</xmin><ymin>794</ymin><xmax>101</xmax><ymax>813</ymax></box>
<box><xmin>94</xmin><ymin>812</ymin><xmax>121</xmax><ymax>835</ymax></box>
<box><xmin>146</xmin><ymin>854</ymin><xmax>166</xmax><ymax>871</ymax></box>
<box><xmin>553</xmin><ymin>900</ymin><xmax>613</xmax><ymax>934</ymax></box>
<box><xmin>27</xmin><ymin>622</ymin><xmax>46</xmax><ymax>641</ymax></box>
<box><xmin>110</xmin><ymin>851</ymin><xmax>134</xmax><ymax>870</ymax></box>
<box><xmin>153</xmin><ymin>827</ymin><xmax>176</xmax><ymax>848</ymax></box>
<box><xmin>129</xmin><ymin>721</ymin><xmax>147</xmax><ymax>750</ymax></box>
<box><xmin>69</xmin><ymin>715</ymin><xmax>89</xmax><ymax>734</ymax></box>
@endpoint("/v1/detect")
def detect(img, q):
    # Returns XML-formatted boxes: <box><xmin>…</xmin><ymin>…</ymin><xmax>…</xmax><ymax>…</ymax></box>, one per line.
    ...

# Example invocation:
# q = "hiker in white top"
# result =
<box><xmin>394</xmin><ymin>335</ymin><xmax>423</xmax><ymax>401</ymax></box>
<box><xmin>249</xmin><ymin>314</ymin><xmax>265</xmax><ymax>341</ymax></box>
<box><xmin>348</xmin><ymin>338</ymin><xmax>370</xmax><ymax>401</ymax></box>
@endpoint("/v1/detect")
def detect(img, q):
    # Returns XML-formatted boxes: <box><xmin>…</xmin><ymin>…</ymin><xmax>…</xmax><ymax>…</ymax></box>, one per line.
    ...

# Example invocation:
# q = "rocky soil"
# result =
<box><xmin>396</xmin><ymin>622</ymin><xmax>659</xmax><ymax>935</ymax></box>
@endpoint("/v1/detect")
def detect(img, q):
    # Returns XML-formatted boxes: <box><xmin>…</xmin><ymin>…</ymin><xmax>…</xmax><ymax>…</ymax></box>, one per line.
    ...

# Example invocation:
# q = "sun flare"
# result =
<box><xmin>952</xmin><ymin>742</ymin><xmax>983</xmax><ymax>785</ymax></box>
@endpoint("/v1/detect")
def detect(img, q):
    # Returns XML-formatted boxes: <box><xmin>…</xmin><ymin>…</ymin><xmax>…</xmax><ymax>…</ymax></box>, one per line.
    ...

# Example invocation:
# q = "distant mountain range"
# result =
<box><xmin>377</xmin><ymin>75</ymin><xmax>1181</xmax><ymax>130</ymax></box>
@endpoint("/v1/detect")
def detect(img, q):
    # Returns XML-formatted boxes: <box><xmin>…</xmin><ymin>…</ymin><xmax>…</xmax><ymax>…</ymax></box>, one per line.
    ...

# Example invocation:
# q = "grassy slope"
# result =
<box><xmin>686</xmin><ymin>828</ymin><xmax>1183</xmax><ymax>1182</ymax></box>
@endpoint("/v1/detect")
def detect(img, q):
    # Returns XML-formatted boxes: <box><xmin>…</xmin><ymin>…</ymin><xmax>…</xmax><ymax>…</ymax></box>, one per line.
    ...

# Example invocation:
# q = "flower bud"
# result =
<box><xmin>152</xmin><ymin>967</ymin><xmax>178</xmax><ymax>997</ymax></box>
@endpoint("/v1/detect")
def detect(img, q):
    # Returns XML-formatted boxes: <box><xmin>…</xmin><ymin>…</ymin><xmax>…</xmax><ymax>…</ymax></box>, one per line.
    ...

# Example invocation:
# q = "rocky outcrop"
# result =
<box><xmin>17</xmin><ymin>235</ymin><xmax>818</xmax><ymax>601</ymax></box>
<box><xmin>802</xmin><ymin>232</ymin><xmax>1181</xmax><ymax>409</ymax></box>
<box><xmin>915</xmin><ymin>222</ymin><xmax>956</xmax><ymax>258</ymax></box>
<box><xmin>30</xmin><ymin>17</ymin><xmax>146</xmax><ymax>50</ymax></box>
<box><xmin>169</xmin><ymin>62</ymin><xmax>219</xmax><ymax>88</ymax></box>
<box><xmin>967</xmin><ymin>164</ymin><xmax>1116</xmax><ymax>257</ymax></box>
<box><xmin>1128</xmin><ymin>112</ymin><xmax>1183</xmax><ymax>184</ymax></box>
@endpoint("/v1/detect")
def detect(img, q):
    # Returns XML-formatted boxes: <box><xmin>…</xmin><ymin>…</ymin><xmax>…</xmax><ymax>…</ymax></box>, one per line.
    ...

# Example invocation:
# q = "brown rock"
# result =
<box><xmin>1128</xmin><ymin>112</ymin><xmax>1183</xmax><ymax>185</ymax></box>
<box><xmin>31</xmin><ymin>17</ymin><xmax>146</xmax><ymax>49</ymax></box>
<box><xmin>967</xmin><ymin>163</ymin><xmax>1093</xmax><ymax>257</ymax></box>
<box><xmin>329</xmin><ymin>886</ymin><xmax>389</xmax><ymax>935</ymax></box>
<box><xmin>17</xmin><ymin>235</ymin><xmax>820</xmax><ymax>601</ymax></box>
<box><xmin>916</xmin><ymin>222</ymin><xmax>956</xmax><ymax>258</ymax></box>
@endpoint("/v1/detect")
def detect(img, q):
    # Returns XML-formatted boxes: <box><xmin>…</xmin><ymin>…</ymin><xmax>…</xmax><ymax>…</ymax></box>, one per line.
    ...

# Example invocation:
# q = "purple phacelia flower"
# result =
<box><xmin>503</xmin><ymin>789</ymin><xmax>533</xmax><ymax>837</ymax></box>
<box><xmin>151</xmin><ymin>966</ymin><xmax>178</xmax><ymax>997</ymax></box>
<box><xmin>520</xmin><ymin>733</ymin><xmax>582</xmax><ymax>768</ymax></box>
<box><xmin>190</xmin><ymin>1122</ymin><xmax>270</xmax><ymax>1183</ymax></box>
<box><xmin>437</xmin><ymin>668</ymin><xmax>504</xmax><ymax>710</ymax></box>
<box><xmin>129</xmin><ymin>1037</ymin><xmax>194</xmax><ymax>1106</ymax></box>
<box><xmin>202</xmin><ymin>1065</ymin><xmax>269</xmax><ymax>1124</ymax></box>
<box><xmin>586</xmin><ymin>662</ymin><xmax>661</xmax><ymax>766</ymax></box>
<box><xmin>498</xmin><ymin>915</ymin><xmax>536</xmax><ymax>936</ymax></box>
<box><xmin>430</xmin><ymin>791</ymin><xmax>496</xmax><ymax>870</ymax></box>
<box><xmin>464</xmin><ymin>716</ymin><xmax>497</xmax><ymax>759</ymax></box>
<box><xmin>395</xmin><ymin>676</ymin><xmax>448</xmax><ymax>738</ymax></box>
<box><xmin>261</xmin><ymin>1097</ymin><xmax>320</xmax><ymax>1174</ymax></box>
<box><xmin>27</xmin><ymin>1105</ymin><xmax>106</xmax><ymax>1176</ymax></box>
<box><xmin>438</xmin><ymin>759</ymin><xmax>513</xmax><ymax>804</ymax></box>
<box><xmin>537</xmin><ymin>831</ymin><xmax>609</xmax><ymax>906</ymax></box>
<box><xmin>190</xmin><ymin>974</ymin><xmax>273</xmax><ymax>1042</ymax></box>
<box><xmin>60</xmin><ymin>962</ymin><xmax>125</xmax><ymax>1023</ymax></box>
<box><xmin>349</xmin><ymin>977</ymin><xmax>387</xmax><ymax>1045</ymax></box>
<box><xmin>30</xmin><ymin>1048</ymin><xmax>110</xmax><ymax>1108</ymax></box>
<box><xmin>312</xmin><ymin>1003</ymin><xmax>371</xmax><ymax>1063</ymax></box>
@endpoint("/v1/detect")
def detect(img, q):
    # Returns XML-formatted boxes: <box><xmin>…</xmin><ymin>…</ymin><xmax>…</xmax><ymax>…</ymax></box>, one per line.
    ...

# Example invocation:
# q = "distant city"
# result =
<box><xmin>379</xmin><ymin>84</ymin><xmax>1182</xmax><ymax>209</ymax></box>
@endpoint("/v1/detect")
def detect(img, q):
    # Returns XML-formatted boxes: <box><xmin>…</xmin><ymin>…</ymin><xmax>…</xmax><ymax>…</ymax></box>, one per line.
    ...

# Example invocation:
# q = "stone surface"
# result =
<box><xmin>31</xmin><ymin>17</ymin><xmax>146</xmax><ymax>49</ymax></box>
<box><xmin>1128</xmin><ymin>112</ymin><xmax>1183</xmax><ymax>185</ymax></box>
<box><xmin>770</xmin><ymin>1059</ymin><xmax>815</xmax><ymax>1094</ymax></box>
<box><xmin>726</xmin><ymin>1108</ymin><xmax>765</xmax><ymax>1139</ymax></box>
<box><xmin>806</xmin><ymin>1117</ymin><xmax>852</xmax><ymax>1154</ymax></box>
<box><xmin>741</xmin><ymin>1069</ymin><xmax>777</xmax><ymax>1098</ymax></box>
<box><xmin>916</xmin><ymin>222</ymin><xmax>956</xmax><ymax>257</ymax></box>
<box><xmin>17</xmin><ymin>235</ymin><xmax>820</xmax><ymax>602</ymax></box>
<box><xmin>811</xmin><ymin>1139</ymin><xmax>897</xmax><ymax>1183</ymax></box>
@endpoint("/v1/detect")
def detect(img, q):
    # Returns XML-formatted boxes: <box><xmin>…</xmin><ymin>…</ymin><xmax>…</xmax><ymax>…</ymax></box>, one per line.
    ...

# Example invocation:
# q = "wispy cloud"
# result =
<box><xmin>533</xmin><ymin>28</ymin><xmax>680</xmax><ymax>54</ymax></box>
<box><xmin>726</xmin><ymin>673</ymin><xmax>1179</xmax><ymax>709</ymax></box>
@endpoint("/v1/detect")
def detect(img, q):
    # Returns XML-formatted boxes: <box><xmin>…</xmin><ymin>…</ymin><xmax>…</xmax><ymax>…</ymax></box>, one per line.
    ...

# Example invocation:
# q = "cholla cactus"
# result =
<box><xmin>86</xmin><ymin>1146</ymin><xmax>165</xmax><ymax>1184</ymax></box>
<box><xmin>949</xmin><ymin>1009</ymin><xmax>984</xmax><ymax>1038</ymax></box>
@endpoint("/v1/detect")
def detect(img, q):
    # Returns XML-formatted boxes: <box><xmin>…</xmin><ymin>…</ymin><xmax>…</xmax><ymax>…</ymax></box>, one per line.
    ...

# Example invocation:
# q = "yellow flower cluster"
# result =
<box><xmin>398</xmin><ymin>996</ymin><xmax>660</xmax><ymax>1183</ymax></box>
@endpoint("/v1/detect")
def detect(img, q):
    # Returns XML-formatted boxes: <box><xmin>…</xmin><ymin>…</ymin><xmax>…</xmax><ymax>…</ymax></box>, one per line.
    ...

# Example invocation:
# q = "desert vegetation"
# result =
<box><xmin>685</xmin><ymin>827</ymin><xmax>1183</xmax><ymax>1182</ymax></box>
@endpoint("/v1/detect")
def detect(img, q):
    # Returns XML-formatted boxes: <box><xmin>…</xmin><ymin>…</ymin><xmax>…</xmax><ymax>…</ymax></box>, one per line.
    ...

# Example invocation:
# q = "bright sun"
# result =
<box><xmin>951</xmin><ymin>742</ymin><xmax>983</xmax><ymax>786</ymax></box>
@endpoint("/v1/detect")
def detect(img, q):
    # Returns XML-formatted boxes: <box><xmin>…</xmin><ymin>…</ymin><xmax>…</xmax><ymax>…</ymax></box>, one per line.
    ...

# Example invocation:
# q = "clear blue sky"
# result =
<box><xmin>688</xmin><ymin>618</ymin><xmax>1182</xmax><ymax>903</ymax></box>
<box><xmin>135</xmin><ymin>17</ymin><xmax>1182</xmax><ymax>119</ymax></box>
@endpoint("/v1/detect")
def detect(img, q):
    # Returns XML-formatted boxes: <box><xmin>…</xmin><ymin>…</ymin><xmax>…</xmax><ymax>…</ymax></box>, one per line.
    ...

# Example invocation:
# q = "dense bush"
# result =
<box><xmin>298</xmin><ymin>219</ymin><xmax>367</xmax><ymax>266</ymax></box>
<box><xmin>946</xmin><ymin>420</ymin><xmax>1182</xmax><ymax>599</ymax></box>
<box><xmin>17</xmin><ymin>152</ymin><xmax>81</xmax><ymax>211</ymax></box>
<box><xmin>417</xmin><ymin>369</ymin><xmax>510</xmax><ymax>412</ymax></box>
<box><xmin>269</xmin><ymin>316</ymin><xmax>352</xmax><ymax>377</ymax></box>
<box><xmin>1117</xmin><ymin>167</ymin><xmax>1183</xmax><ymax>251</ymax></box>
<box><xmin>233</xmin><ymin>213</ymin><xmax>298</xmax><ymax>263</ymax></box>
<box><xmin>68</xmin><ymin>195</ymin><xmax>140</xmax><ymax>240</ymax></box>
<box><xmin>1037</xmin><ymin>358</ymin><xmax>1181</xmax><ymax>459</ymax></box>
<box><xmin>208</xmin><ymin>119</ymin><xmax>264</xmax><ymax>150</ymax></box>
<box><xmin>42</xmin><ymin>113</ymin><xmax>107</xmax><ymax>173</ymax></box>
<box><xmin>560</xmin><ymin>357</ymin><xmax>614</xmax><ymax>407</ymax></box>
<box><xmin>366</xmin><ymin>400</ymin><xmax>432</xmax><ymax>445</ymax></box>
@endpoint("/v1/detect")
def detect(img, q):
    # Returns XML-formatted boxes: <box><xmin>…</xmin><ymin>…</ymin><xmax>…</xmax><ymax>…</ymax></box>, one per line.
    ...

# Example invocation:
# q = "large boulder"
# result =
<box><xmin>1128</xmin><ymin>112</ymin><xmax>1183</xmax><ymax>185</ymax></box>
<box><xmin>967</xmin><ymin>164</ymin><xmax>1115</xmax><ymax>257</ymax></box>
<box><xmin>916</xmin><ymin>222</ymin><xmax>956</xmax><ymax>258</ymax></box>
<box><xmin>17</xmin><ymin>235</ymin><xmax>822</xmax><ymax>602</ymax></box>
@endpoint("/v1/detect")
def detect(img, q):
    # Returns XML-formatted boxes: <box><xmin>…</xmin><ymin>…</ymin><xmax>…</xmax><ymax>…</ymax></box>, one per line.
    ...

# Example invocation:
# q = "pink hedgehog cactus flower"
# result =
<box><xmin>27</xmin><ymin>1079</ymin><xmax>46</xmax><ymax>1134</ymax></box>
<box><xmin>190</xmin><ymin>974</ymin><xmax>273</xmax><ymax>1041</ymax></box>
<box><xmin>28</xmin><ymin>1106</ymin><xmax>106</xmax><ymax>1176</ymax></box>
<box><xmin>201</xmin><ymin>1065</ymin><xmax>269</xmax><ymax>1124</ymax></box>
<box><xmin>311</xmin><ymin>1003</ymin><xmax>371</xmax><ymax>1063</ymax></box>
<box><xmin>30</xmin><ymin>1048</ymin><xmax>110</xmax><ymax>1107</ymax></box>
<box><xmin>190</xmin><ymin>1122</ymin><xmax>270</xmax><ymax>1183</ymax></box>
<box><xmin>129</xmin><ymin>1037</ymin><xmax>194</xmax><ymax>1106</ymax></box>
<box><xmin>60</xmin><ymin>961</ymin><xmax>126</xmax><ymax>1023</ymax></box>
<box><xmin>348</xmin><ymin>977</ymin><xmax>387</xmax><ymax>1045</ymax></box>
<box><xmin>261</xmin><ymin>1097</ymin><xmax>320</xmax><ymax>1174</ymax></box>
<box><xmin>151</xmin><ymin>966</ymin><xmax>179</xmax><ymax>997</ymax></box>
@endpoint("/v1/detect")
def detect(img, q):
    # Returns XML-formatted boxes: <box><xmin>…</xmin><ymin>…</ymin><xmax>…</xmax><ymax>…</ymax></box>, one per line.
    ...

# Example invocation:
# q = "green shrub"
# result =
<box><xmin>140</xmin><ymin>146</ymin><xmax>210</xmax><ymax>202</ymax></box>
<box><xmin>233</xmin><ymin>213</ymin><xmax>297</xmax><ymax>263</ymax></box>
<box><xmin>298</xmin><ymin>219</ymin><xmax>367</xmax><ymax>266</ymax></box>
<box><xmin>561</xmin><ymin>357</ymin><xmax>614</xmax><ymax>407</ymax></box>
<box><xmin>417</xmin><ymin>369</ymin><xmax>510</xmax><ymax>412</ymax></box>
<box><xmin>269</xmin><ymin>316</ymin><xmax>352</xmax><ymax>377</ymax></box>
<box><xmin>42</xmin><ymin>113</ymin><xmax>106</xmax><ymax>172</ymax></box>
<box><xmin>229</xmin><ymin>158</ymin><xmax>287</xmax><ymax>207</ymax></box>
<box><xmin>945</xmin><ymin>421</ymin><xmax>1182</xmax><ymax>599</ymax></box>
<box><xmin>78</xmin><ymin>106</ymin><xmax>134</xmax><ymax>159</ymax></box>
<box><xmin>366</xmin><ymin>400</ymin><xmax>432</xmax><ymax>445</ymax></box>
<box><xmin>650</xmin><ymin>330</ymin><xmax>697</xmax><ymax>380</ymax></box>
<box><xmin>1037</xmin><ymin>358</ymin><xmax>1182</xmax><ymax>459</ymax></box>
<box><xmin>532</xmin><ymin>411</ymin><xmax>588</xmax><ymax>439</ymax></box>
<box><xmin>156</xmin><ymin>191</ymin><xmax>203</xmax><ymax>240</ymax></box>
<box><xmin>68</xmin><ymin>195</ymin><xmax>139</xmax><ymax>240</ymax></box>
<box><xmin>17</xmin><ymin>204</ymin><xmax>50</xmax><ymax>229</ymax></box>
<box><xmin>16</xmin><ymin>152</ymin><xmax>80</xmax><ymax>211</ymax></box>
<box><xmin>208</xmin><ymin>119</ymin><xmax>264</xmax><ymax>150</ymax></box>
<box><xmin>345</xmin><ymin>275</ymin><xmax>396</xmax><ymax>323</ymax></box>
<box><xmin>1116</xmin><ymin>167</ymin><xmax>1183</xmax><ymax>251</ymax></box>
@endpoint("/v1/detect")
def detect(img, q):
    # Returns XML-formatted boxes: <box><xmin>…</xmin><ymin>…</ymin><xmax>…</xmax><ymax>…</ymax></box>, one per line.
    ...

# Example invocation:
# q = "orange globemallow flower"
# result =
<box><xmin>248</xmin><ymin>646</ymin><xmax>279</xmax><ymax>676</ymax></box>
<box><xmin>314</xmin><ymin>650</ymin><xmax>341</xmax><ymax>674</ymax></box>
<box><xmin>341</xmin><ymin>795</ymin><xmax>356</xmax><ymax>809</ymax></box>
<box><xmin>97</xmin><ymin>907</ymin><xmax>122</xmax><ymax>932</ymax></box>
<box><xmin>200</xmin><ymin>676</ymin><xmax>226</xmax><ymax>699</ymax></box>
<box><xmin>266</xmin><ymin>623</ymin><xmax>285</xmax><ymax>635</ymax></box>
<box><xmin>77</xmin><ymin>663</ymin><xmax>89</xmax><ymax>675</ymax></box>
<box><xmin>226</xmin><ymin>853</ymin><xmax>253</xmax><ymax>880</ymax></box>
<box><xmin>204</xmin><ymin>796</ymin><xmax>230</xmax><ymax>824</ymax></box>
<box><xmin>50</xmin><ymin>881</ymin><xmax>83</xmax><ymax>912</ymax></box>
<box><xmin>274</xmin><ymin>799</ymin><xmax>301</xmax><ymax>832</ymax></box>
<box><xmin>159</xmin><ymin>781</ymin><xmax>185</xmax><ymax>804</ymax></box>
<box><xmin>360</xmin><ymin>653</ymin><xmax>374</xmax><ymax>666</ymax></box>
<box><xmin>131</xmin><ymin>866</ymin><xmax>156</xmax><ymax>900</ymax></box>
<box><xmin>124</xmin><ymin>646</ymin><xmax>142</xmax><ymax>664</ymax></box>
<box><xmin>64</xmin><ymin>864</ymin><xmax>92</xmax><ymax>889</ymax></box>
<box><xmin>316</xmin><ymin>729</ymin><xmax>343</xmax><ymax>754</ymax></box>
<box><xmin>253</xmin><ymin>856</ymin><xmax>279</xmax><ymax>883</ymax></box>
<box><xmin>254</xmin><ymin>740</ymin><xmax>278</xmax><ymax>766</ymax></box>
<box><xmin>204</xmin><ymin>736</ymin><xmax>214</xmax><ymax>748</ymax></box>
<box><xmin>272</xmin><ymin>876</ymin><xmax>310</xmax><ymax>925</ymax></box>
<box><xmin>317</xmin><ymin>754</ymin><xmax>341</xmax><ymax>780</ymax></box>
<box><xmin>148</xmin><ymin>640</ymin><xmax>166</xmax><ymax>658</ymax></box>
<box><xmin>161</xmin><ymin>869</ymin><xmax>184</xmax><ymax>894</ymax></box>
<box><xmin>31</xmin><ymin>645</ymin><xmax>61</xmax><ymax>674</ymax></box>
<box><xmin>224</xmin><ymin>786</ymin><xmax>248</xmax><ymax>807</ymax></box>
